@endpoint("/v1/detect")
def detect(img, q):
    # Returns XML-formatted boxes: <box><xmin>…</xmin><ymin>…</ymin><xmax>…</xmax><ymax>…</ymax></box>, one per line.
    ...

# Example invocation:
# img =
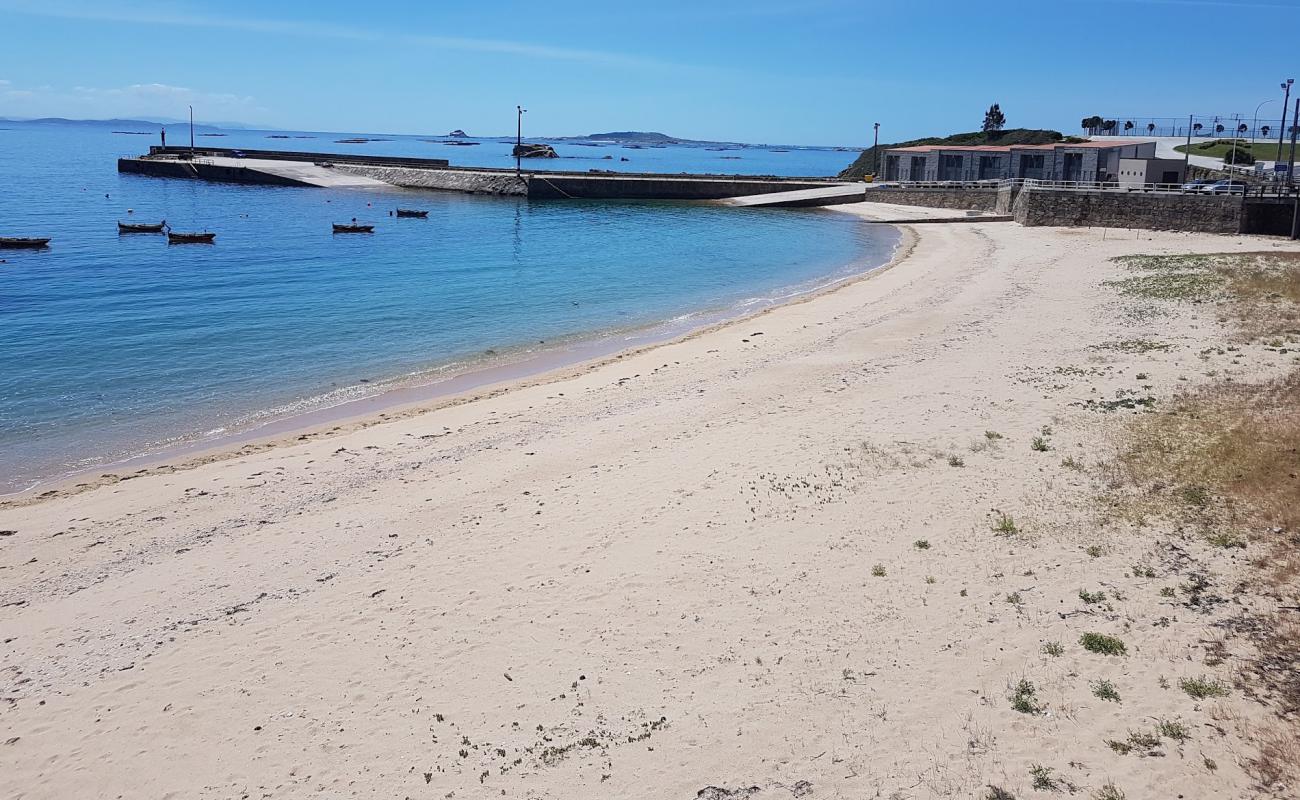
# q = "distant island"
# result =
<box><xmin>0</xmin><ymin>116</ymin><xmax>259</xmax><ymax>133</ymax></box>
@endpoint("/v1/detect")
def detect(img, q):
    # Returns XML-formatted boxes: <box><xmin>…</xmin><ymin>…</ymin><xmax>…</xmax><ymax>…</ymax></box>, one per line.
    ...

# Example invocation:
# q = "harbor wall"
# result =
<box><xmin>861</xmin><ymin>187</ymin><xmax>1002</xmax><ymax>212</ymax></box>
<box><xmin>117</xmin><ymin>157</ymin><xmax>313</xmax><ymax>187</ymax></box>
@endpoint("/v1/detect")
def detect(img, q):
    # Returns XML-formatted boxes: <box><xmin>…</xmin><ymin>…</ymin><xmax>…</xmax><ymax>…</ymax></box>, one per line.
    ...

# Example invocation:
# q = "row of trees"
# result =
<box><xmin>1081</xmin><ymin>115</ymin><xmax>1287</xmax><ymax>138</ymax></box>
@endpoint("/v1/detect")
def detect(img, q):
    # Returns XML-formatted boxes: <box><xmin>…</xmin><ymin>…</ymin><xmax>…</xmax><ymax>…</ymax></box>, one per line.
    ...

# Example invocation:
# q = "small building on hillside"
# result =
<box><xmin>881</xmin><ymin>140</ymin><xmax>1158</xmax><ymax>183</ymax></box>
<box><xmin>1116</xmin><ymin>157</ymin><xmax>1185</xmax><ymax>187</ymax></box>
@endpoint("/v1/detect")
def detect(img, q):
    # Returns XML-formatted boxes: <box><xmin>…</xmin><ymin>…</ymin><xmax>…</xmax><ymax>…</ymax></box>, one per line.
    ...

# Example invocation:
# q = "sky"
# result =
<box><xmin>1</xmin><ymin>0</ymin><xmax>1298</xmax><ymax>145</ymax></box>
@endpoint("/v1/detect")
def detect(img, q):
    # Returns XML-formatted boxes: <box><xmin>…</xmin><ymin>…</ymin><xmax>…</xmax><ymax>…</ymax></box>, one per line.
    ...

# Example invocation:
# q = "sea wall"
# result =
<box><xmin>335</xmin><ymin>165</ymin><xmax>528</xmax><ymax>196</ymax></box>
<box><xmin>526</xmin><ymin>174</ymin><xmax>833</xmax><ymax>201</ymax></box>
<box><xmin>1012</xmin><ymin>188</ymin><xmax>1241</xmax><ymax>233</ymax></box>
<box><xmin>117</xmin><ymin>158</ymin><xmax>311</xmax><ymax>186</ymax></box>
<box><xmin>862</xmin><ymin>187</ymin><xmax>1001</xmax><ymax>212</ymax></box>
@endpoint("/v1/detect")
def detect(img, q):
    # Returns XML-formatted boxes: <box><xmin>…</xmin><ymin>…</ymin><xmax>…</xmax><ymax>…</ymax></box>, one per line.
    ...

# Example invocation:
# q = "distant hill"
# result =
<box><xmin>838</xmin><ymin>128</ymin><xmax>1077</xmax><ymax>179</ymax></box>
<box><xmin>581</xmin><ymin>131</ymin><xmax>679</xmax><ymax>143</ymax></box>
<box><xmin>0</xmin><ymin>116</ymin><xmax>261</xmax><ymax>132</ymax></box>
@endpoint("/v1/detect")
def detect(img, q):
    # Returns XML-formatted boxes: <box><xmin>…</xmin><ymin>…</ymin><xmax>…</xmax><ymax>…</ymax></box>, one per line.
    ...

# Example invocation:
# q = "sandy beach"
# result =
<box><xmin>3</xmin><ymin>204</ymin><xmax>1298</xmax><ymax>799</ymax></box>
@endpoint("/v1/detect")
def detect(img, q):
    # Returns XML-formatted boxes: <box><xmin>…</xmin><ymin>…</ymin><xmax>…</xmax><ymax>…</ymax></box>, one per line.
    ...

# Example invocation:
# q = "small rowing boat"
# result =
<box><xmin>0</xmin><ymin>237</ymin><xmax>51</xmax><ymax>249</ymax></box>
<box><xmin>118</xmin><ymin>220</ymin><xmax>166</xmax><ymax>233</ymax></box>
<box><xmin>395</xmin><ymin>209</ymin><xmax>429</xmax><ymax>218</ymax></box>
<box><xmin>167</xmin><ymin>231</ymin><xmax>216</xmax><ymax>244</ymax></box>
<box><xmin>333</xmin><ymin>223</ymin><xmax>374</xmax><ymax>233</ymax></box>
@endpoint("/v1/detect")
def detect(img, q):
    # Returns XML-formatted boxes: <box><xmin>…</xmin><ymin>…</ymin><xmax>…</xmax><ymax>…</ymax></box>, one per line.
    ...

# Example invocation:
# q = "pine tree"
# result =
<box><xmin>982</xmin><ymin>103</ymin><xmax>1006</xmax><ymax>133</ymax></box>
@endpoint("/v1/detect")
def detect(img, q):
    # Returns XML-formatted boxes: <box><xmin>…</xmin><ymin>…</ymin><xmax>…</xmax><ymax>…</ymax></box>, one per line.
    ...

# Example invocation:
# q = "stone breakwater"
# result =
<box><xmin>335</xmin><ymin>165</ymin><xmax>529</xmax><ymax>195</ymax></box>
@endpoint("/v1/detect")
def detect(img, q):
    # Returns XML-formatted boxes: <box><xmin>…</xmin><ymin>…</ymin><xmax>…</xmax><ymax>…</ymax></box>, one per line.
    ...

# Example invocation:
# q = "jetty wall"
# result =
<box><xmin>117</xmin><ymin>157</ymin><xmax>312</xmax><ymax>187</ymax></box>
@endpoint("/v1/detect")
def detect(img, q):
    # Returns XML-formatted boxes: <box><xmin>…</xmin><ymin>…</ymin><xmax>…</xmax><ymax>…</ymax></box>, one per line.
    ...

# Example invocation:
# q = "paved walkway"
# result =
<box><xmin>198</xmin><ymin>157</ymin><xmax>392</xmax><ymax>188</ymax></box>
<box><xmin>724</xmin><ymin>183</ymin><xmax>864</xmax><ymax>207</ymax></box>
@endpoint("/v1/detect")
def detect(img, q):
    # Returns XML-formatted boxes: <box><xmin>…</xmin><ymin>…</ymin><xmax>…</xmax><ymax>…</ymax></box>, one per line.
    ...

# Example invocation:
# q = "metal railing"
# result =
<box><xmin>871</xmin><ymin>178</ymin><xmax>1299</xmax><ymax>197</ymax></box>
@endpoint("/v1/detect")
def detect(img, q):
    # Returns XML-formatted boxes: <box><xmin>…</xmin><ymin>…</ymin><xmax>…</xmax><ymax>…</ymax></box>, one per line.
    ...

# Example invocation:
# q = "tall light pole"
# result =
<box><xmin>1288</xmin><ymin>97</ymin><xmax>1299</xmax><ymax>190</ymax></box>
<box><xmin>1279</xmin><ymin>79</ymin><xmax>1293</xmax><ymax>172</ymax></box>
<box><xmin>515</xmin><ymin>105</ymin><xmax>527</xmax><ymax>176</ymax></box>
<box><xmin>188</xmin><ymin>104</ymin><xmax>195</xmax><ymax>157</ymax></box>
<box><xmin>872</xmin><ymin>122</ymin><xmax>880</xmax><ymax>180</ymax></box>
<box><xmin>1252</xmin><ymin>99</ymin><xmax>1275</xmax><ymax>145</ymax></box>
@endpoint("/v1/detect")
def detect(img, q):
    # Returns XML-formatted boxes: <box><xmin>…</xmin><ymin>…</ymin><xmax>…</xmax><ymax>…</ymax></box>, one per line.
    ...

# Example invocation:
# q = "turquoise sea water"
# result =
<box><xmin>0</xmin><ymin>124</ymin><xmax>896</xmax><ymax>492</ymax></box>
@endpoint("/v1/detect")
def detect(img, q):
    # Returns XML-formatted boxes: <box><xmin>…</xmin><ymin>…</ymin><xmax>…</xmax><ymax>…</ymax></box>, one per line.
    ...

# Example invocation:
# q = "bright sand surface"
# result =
<box><xmin>3</xmin><ymin>206</ymin><xmax>1298</xmax><ymax>799</ymax></box>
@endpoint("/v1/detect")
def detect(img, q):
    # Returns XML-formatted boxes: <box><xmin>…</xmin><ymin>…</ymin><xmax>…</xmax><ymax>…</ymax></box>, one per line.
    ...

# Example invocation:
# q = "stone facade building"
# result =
<box><xmin>881</xmin><ymin>140</ymin><xmax>1159</xmax><ymax>183</ymax></box>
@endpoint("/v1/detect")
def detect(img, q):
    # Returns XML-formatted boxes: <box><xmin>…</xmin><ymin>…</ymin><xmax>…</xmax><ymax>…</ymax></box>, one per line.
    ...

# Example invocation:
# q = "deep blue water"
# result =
<box><xmin>0</xmin><ymin>124</ymin><xmax>894</xmax><ymax>492</ymax></box>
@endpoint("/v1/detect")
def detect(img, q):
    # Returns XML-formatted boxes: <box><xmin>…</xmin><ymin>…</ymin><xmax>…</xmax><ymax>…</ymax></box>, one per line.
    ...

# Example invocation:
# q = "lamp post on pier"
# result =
<box><xmin>872</xmin><ymin>122</ymin><xmax>880</xmax><ymax>180</ymax></box>
<box><xmin>188</xmin><ymin>104</ymin><xmax>195</xmax><ymax>158</ymax></box>
<box><xmin>516</xmin><ymin>105</ymin><xmax>527</xmax><ymax>176</ymax></box>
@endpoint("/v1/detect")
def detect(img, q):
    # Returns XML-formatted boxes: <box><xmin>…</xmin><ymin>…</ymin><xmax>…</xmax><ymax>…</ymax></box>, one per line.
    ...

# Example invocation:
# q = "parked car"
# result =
<box><xmin>1203</xmin><ymin>179</ymin><xmax>1248</xmax><ymax>195</ymax></box>
<box><xmin>1180</xmin><ymin>179</ymin><xmax>1215</xmax><ymax>192</ymax></box>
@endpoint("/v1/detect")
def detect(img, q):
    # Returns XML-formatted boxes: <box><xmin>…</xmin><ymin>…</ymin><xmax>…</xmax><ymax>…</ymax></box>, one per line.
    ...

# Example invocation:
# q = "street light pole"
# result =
<box><xmin>872</xmin><ymin>122</ymin><xmax>880</xmax><ymax>180</ymax></box>
<box><xmin>1252</xmin><ymin>99</ymin><xmax>1275</xmax><ymax>145</ymax></box>
<box><xmin>188</xmin><ymin>104</ymin><xmax>194</xmax><ymax>157</ymax></box>
<box><xmin>1287</xmin><ymin>97</ymin><xmax>1299</xmax><ymax>190</ymax></box>
<box><xmin>516</xmin><ymin>105</ymin><xmax>526</xmax><ymax>176</ymax></box>
<box><xmin>1279</xmin><ymin>79</ymin><xmax>1293</xmax><ymax>173</ymax></box>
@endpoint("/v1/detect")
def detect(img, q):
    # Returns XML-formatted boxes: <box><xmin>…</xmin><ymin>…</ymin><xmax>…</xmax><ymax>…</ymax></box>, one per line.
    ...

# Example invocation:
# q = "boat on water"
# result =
<box><xmin>118</xmin><ymin>220</ymin><xmax>166</xmax><ymax>233</ymax></box>
<box><xmin>167</xmin><ymin>231</ymin><xmax>216</xmax><ymax>244</ymax></box>
<box><xmin>0</xmin><ymin>237</ymin><xmax>51</xmax><ymax>249</ymax></box>
<box><xmin>395</xmin><ymin>209</ymin><xmax>429</xmax><ymax>218</ymax></box>
<box><xmin>332</xmin><ymin>223</ymin><xmax>374</xmax><ymax>233</ymax></box>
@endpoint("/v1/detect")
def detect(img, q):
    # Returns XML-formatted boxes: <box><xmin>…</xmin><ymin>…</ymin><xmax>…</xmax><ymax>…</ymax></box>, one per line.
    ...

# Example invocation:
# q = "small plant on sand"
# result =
<box><xmin>1080</xmin><ymin>632</ymin><xmax>1127</xmax><ymax>656</ymax></box>
<box><xmin>992</xmin><ymin>512</ymin><xmax>1020</xmax><ymax>536</ymax></box>
<box><xmin>1078</xmin><ymin>589</ymin><xmax>1107</xmax><ymax>605</ymax></box>
<box><xmin>985</xmin><ymin>430</ymin><xmax>1003</xmax><ymax>441</ymax></box>
<box><xmin>1157</xmin><ymin>718</ymin><xmax>1191</xmax><ymax>742</ymax></box>
<box><xmin>1094</xmin><ymin>783</ymin><xmax>1126</xmax><ymax>800</ymax></box>
<box><xmin>1126</xmin><ymin>730</ymin><xmax>1161</xmax><ymax>751</ymax></box>
<box><xmin>925</xmin><ymin>575</ymin><xmax>936</xmax><ymax>584</ymax></box>
<box><xmin>1086</xmin><ymin>545</ymin><xmax>1104</xmax><ymax>558</ymax></box>
<box><xmin>1061</xmin><ymin>456</ymin><xmax>1085</xmax><ymax>471</ymax></box>
<box><xmin>1180</xmin><ymin>675</ymin><xmax>1230</xmax><ymax>699</ymax></box>
<box><xmin>1204</xmin><ymin>757</ymin><xmax>1218</xmax><ymax>772</ymax></box>
<box><xmin>914</xmin><ymin>539</ymin><xmax>931</xmax><ymax>550</ymax></box>
<box><xmin>985</xmin><ymin>787</ymin><xmax>1016</xmax><ymax>800</ymax></box>
<box><xmin>1159</xmin><ymin>586</ymin><xmax>1176</xmax><ymax>598</ymax></box>
<box><xmin>1106</xmin><ymin>739</ymin><xmax>1133</xmax><ymax>755</ymax></box>
<box><xmin>948</xmin><ymin>454</ymin><xmax>966</xmax><ymax>467</ymax></box>
<box><xmin>1031</xmin><ymin>436</ymin><xmax>1051</xmax><ymax>452</ymax></box>
<box><xmin>1091</xmin><ymin>679</ymin><xmax>1121</xmax><ymax>702</ymax></box>
<box><xmin>1010</xmin><ymin>679</ymin><xmax>1044</xmax><ymax>714</ymax></box>
<box><xmin>1206</xmin><ymin>530</ymin><xmax>1246</xmax><ymax>549</ymax></box>
<box><xmin>1005</xmin><ymin>591</ymin><xmax>1024</xmax><ymax>606</ymax></box>
<box><xmin>960</xmin><ymin>587</ymin><xmax>968</xmax><ymax>597</ymax></box>
<box><xmin>871</xmin><ymin>563</ymin><xmax>887</xmax><ymax>577</ymax></box>
<box><xmin>1042</xmin><ymin>641</ymin><xmax>1064</xmax><ymax>657</ymax></box>
<box><xmin>1029</xmin><ymin>764</ymin><xmax>1059</xmax><ymax>791</ymax></box>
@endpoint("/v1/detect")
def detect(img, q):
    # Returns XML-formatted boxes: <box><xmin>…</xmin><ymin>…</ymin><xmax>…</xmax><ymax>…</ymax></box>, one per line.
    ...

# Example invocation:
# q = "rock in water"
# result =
<box><xmin>448</xmin><ymin>129</ymin><xmax>469</xmax><ymax>138</ymax></box>
<box><xmin>512</xmin><ymin>143</ymin><xmax>559</xmax><ymax>159</ymax></box>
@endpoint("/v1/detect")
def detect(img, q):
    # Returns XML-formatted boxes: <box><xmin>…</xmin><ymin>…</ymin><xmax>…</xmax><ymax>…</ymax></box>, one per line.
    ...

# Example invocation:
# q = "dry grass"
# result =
<box><xmin>1111</xmin><ymin>251</ymin><xmax>1300</xmax><ymax>342</ymax></box>
<box><xmin>1103</xmin><ymin>250</ymin><xmax>1300</xmax><ymax>794</ymax></box>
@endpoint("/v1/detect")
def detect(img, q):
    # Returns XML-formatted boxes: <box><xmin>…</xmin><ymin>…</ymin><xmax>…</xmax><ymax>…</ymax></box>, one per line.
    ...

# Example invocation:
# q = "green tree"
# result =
<box><xmin>983</xmin><ymin>103</ymin><xmax>1006</xmax><ymax>133</ymax></box>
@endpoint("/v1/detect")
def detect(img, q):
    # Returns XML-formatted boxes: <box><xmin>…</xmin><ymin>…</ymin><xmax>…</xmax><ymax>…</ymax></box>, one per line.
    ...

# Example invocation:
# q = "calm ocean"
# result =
<box><xmin>0</xmin><ymin>123</ymin><xmax>896</xmax><ymax>492</ymax></box>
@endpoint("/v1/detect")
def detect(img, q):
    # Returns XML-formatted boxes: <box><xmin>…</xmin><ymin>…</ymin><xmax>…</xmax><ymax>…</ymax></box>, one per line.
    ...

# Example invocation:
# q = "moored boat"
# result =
<box><xmin>0</xmin><ymin>236</ymin><xmax>51</xmax><ymax>249</ymax></box>
<box><xmin>167</xmin><ymin>231</ymin><xmax>216</xmax><ymax>244</ymax></box>
<box><xmin>395</xmin><ymin>209</ymin><xmax>429</xmax><ymax>218</ymax></box>
<box><xmin>118</xmin><ymin>220</ymin><xmax>167</xmax><ymax>233</ymax></box>
<box><xmin>333</xmin><ymin>222</ymin><xmax>375</xmax><ymax>233</ymax></box>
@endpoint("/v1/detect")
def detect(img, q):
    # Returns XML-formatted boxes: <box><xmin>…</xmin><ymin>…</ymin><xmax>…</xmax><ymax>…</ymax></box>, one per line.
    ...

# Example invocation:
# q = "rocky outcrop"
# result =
<box><xmin>448</xmin><ymin>130</ymin><xmax>469</xmax><ymax>138</ymax></box>
<box><xmin>513</xmin><ymin>143</ymin><xmax>559</xmax><ymax>159</ymax></box>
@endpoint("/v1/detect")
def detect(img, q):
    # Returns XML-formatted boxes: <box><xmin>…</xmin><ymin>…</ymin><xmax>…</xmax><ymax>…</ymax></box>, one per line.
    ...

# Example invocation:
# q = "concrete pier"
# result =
<box><xmin>117</xmin><ymin>146</ymin><xmax>843</xmax><ymax>201</ymax></box>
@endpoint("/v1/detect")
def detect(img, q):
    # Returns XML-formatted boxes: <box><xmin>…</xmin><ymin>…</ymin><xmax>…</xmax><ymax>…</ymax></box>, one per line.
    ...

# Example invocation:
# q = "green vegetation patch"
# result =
<box><xmin>1080</xmin><ymin>632</ymin><xmax>1127</xmax><ymax>655</ymax></box>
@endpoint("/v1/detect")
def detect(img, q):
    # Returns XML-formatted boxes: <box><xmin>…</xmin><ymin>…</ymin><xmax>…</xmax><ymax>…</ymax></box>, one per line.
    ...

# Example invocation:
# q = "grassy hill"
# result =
<box><xmin>838</xmin><ymin>128</ymin><xmax>1076</xmax><ymax>179</ymax></box>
